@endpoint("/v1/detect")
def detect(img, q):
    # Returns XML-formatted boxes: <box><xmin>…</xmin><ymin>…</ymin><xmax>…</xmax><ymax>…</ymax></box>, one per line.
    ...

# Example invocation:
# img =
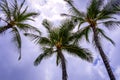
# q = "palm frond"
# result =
<box><xmin>17</xmin><ymin>12</ymin><xmax>38</xmax><ymax>22</ymax></box>
<box><xmin>97</xmin><ymin>0</ymin><xmax>120</xmax><ymax>20</ymax></box>
<box><xmin>34</xmin><ymin>47</ymin><xmax>54</xmax><ymax>66</ymax></box>
<box><xmin>17</xmin><ymin>23</ymin><xmax>41</xmax><ymax>34</ymax></box>
<box><xmin>102</xmin><ymin>21</ymin><xmax>120</xmax><ymax>30</ymax></box>
<box><xmin>87</xmin><ymin>0</ymin><xmax>103</xmax><ymax>19</ymax></box>
<box><xmin>0</xmin><ymin>26</ymin><xmax>10</xmax><ymax>33</ymax></box>
<box><xmin>0</xmin><ymin>0</ymin><xmax>11</xmax><ymax>20</ymax></box>
<box><xmin>56</xmin><ymin>54</ymin><xmax>61</xmax><ymax>66</ymax></box>
<box><xmin>24</xmin><ymin>33</ymin><xmax>41</xmax><ymax>44</ymax></box>
<box><xmin>49</xmin><ymin>29</ymin><xmax>59</xmax><ymax>44</ymax></box>
<box><xmin>13</xmin><ymin>6</ymin><xmax>28</xmax><ymax>22</ymax></box>
<box><xmin>60</xmin><ymin>13</ymin><xmax>85</xmax><ymax>25</ymax></box>
<box><xmin>69</xmin><ymin>30</ymin><xmax>84</xmax><ymax>45</ymax></box>
<box><xmin>82</xmin><ymin>26</ymin><xmax>91</xmax><ymax>42</ymax></box>
<box><xmin>11</xmin><ymin>27</ymin><xmax>22</xmax><ymax>60</ymax></box>
<box><xmin>65</xmin><ymin>0</ymin><xmax>85</xmax><ymax>17</ymax></box>
<box><xmin>59</xmin><ymin>19</ymin><xmax>74</xmax><ymax>44</ymax></box>
<box><xmin>60</xmin><ymin>19</ymin><xmax>74</xmax><ymax>31</ymax></box>
<box><xmin>97</xmin><ymin>15</ymin><xmax>117</xmax><ymax>20</ymax></box>
<box><xmin>70</xmin><ymin>26</ymin><xmax>91</xmax><ymax>44</ymax></box>
<box><xmin>97</xmin><ymin>28</ymin><xmax>115</xmax><ymax>45</ymax></box>
<box><xmin>63</xmin><ymin>45</ymin><xmax>93</xmax><ymax>62</ymax></box>
<box><xmin>18</xmin><ymin>0</ymin><xmax>25</xmax><ymax>13</ymax></box>
<box><xmin>42</xmin><ymin>19</ymin><xmax>53</xmax><ymax>33</ymax></box>
<box><xmin>39</xmin><ymin>37</ymin><xmax>52</xmax><ymax>46</ymax></box>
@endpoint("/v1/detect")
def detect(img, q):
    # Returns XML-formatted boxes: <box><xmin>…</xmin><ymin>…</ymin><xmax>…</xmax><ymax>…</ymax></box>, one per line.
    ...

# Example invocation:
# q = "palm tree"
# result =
<box><xmin>62</xmin><ymin>0</ymin><xmax>120</xmax><ymax>80</ymax></box>
<box><xmin>24</xmin><ymin>19</ymin><xmax>93</xmax><ymax>80</ymax></box>
<box><xmin>0</xmin><ymin>0</ymin><xmax>40</xmax><ymax>60</ymax></box>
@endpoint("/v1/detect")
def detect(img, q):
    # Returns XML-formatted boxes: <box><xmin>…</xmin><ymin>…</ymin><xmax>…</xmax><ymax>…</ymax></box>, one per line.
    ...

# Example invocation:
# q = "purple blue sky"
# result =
<box><xmin>0</xmin><ymin>0</ymin><xmax>120</xmax><ymax>80</ymax></box>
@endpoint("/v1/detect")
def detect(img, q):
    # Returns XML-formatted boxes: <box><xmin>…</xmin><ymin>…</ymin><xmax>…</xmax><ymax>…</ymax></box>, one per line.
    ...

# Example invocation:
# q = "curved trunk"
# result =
<box><xmin>92</xmin><ymin>27</ymin><xmax>116</xmax><ymax>80</ymax></box>
<box><xmin>57</xmin><ymin>48</ymin><xmax>67</xmax><ymax>80</ymax></box>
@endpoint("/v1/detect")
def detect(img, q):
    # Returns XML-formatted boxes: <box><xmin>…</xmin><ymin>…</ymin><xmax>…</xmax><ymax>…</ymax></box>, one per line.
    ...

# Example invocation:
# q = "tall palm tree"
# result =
<box><xmin>24</xmin><ymin>19</ymin><xmax>93</xmax><ymax>80</ymax></box>
<box><xmin>0</xmin><ymin>0</ymin><xmax>40</xmax><ymax>60</ymax></box>
<box><xmin>62</xmin><ymin>0</ymin><xmax>120</xmax><ymax>80</ymax></box>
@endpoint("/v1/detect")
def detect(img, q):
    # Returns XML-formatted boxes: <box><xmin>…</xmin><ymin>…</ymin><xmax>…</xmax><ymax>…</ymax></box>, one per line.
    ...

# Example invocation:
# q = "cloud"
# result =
<box><xmin>0</xmin><ymin>0</ymin><xmax>120</xmax><ymax>80</ymax></box>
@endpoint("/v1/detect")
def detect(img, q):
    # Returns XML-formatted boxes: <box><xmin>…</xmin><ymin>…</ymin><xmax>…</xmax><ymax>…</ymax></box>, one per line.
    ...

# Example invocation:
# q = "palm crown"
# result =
<box><xmin>24</xmin><ymin>19</ymin><xmax>93</xmax><ymax>80</ymax></box>
<box><xmin>62</xmin><ymin>0</ymin><xmax>120</xmax><ymax>79</ymax></box>
<box><xmin>62</xmin><ymin>0</ymin><xmax>120</xmax><ymax>44</ymax></box>
<box><xmin>0</xmin><ymin>0</ymin><xmax>40</xmax><ymax>60</ymax></box>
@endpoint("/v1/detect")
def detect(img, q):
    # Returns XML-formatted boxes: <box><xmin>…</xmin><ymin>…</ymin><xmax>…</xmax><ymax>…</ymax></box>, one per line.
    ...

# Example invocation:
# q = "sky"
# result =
<box><xmin>0</xmin><ymin>0</ymin><xmax>120</xmax><ymax>80</ymax></box>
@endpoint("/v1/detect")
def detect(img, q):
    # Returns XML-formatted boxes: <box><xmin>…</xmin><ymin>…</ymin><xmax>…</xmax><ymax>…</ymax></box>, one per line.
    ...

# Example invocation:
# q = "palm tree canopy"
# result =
<box><xmin>0</xmin><ymin>0</ymin><xmax>41</xmax><ymax>60</ymax></box>
<box><xmin>63</xmin><ymin>0</ymin><xmax>119</xmax><ymax>79</ymax></box>
<box><xmin>62</xmin><ymin>0</ymin><xmax>120</xmax><ymax>45</ymax></box>
<box><xmin>24</xmin><ymin>19</ymin><xmax>93</xmax><ymax>66</ymax></box>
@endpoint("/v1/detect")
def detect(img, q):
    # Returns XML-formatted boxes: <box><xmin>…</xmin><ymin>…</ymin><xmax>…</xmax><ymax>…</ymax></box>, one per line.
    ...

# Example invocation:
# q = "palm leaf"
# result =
<box><xmin>49</xmin><ymin>29</ymin><xmax>59</xmax><ymax>44</ymax></box>
<box><xmin>63</xmin><ymin>44</ymin><xmax>93</xmax><ymax>62</ymax></box>
<box><xmin>34</xmin><ymin>47</ymin><xmax>54</xmax><ymax>66</ymax></box>
<box><xmin>97</xmin><ymin>0</ymin><xmax>120</xmax><ymax>20</ymax></box>
<box><xmin>60</xmin><ymin>19</ymin><xmax>74</xmax><ymax>31</ymax></box>
<box><xmin>97</xmin><ymin>28</ymin><xmax>115</xmax><ymax>45</ymax></box>
<box><xmin>11</xmin><ymin>27</ymin><xmax>22</xmax><ymax>60</ymax></box>
<box><xmin>39</xmin><ymin>37</ymin><xmax>52</xmax><ymax>46</ymax></box>
<box><xmin>56</xmin><ymin>54</ymin><xmax>61</xmax><ymax>66</ymax></box>
<box><xmin>17</xmin><ymin>23</ymin><xmax>41</xmax><ymax>34</ymax></box>
<box><xmin>0</xmin><ymin>26</ymin><xmax>10</xmax><ymax>33</ymax></box>
<box><xmin>0</xmin><ymin>0</ymin><xmax>11</xmax><ymax>20</ymax></box>
<box><xmin>81</xmin><ymin>26</ymin><xmax>91</xmax><ymax>42</ymax></box>
<box><xmin>60</xmin><ymin>13</ymin><xmax>85</xmax><ymax>25</ymax></box>
<box><xmin>42</xmin><ymin>19</ymin><xmax>53</xmax><ymax>33</ymax></box>
<box><xmin>18</xmin><ymin>0</ymin><xmax>25</xmax><ymax>14</ymax></box>
<box><xmin>24</xmin><ymin>33</ymin><xmax>41</xmax><ymax>44</ymax></box>
<box><xmin>17</xmin><ymin>12</ymin><xmax>38</xmax><ymax>22</ymax></box>
<box><xmin>70</xmin><ymin>26</ymin><xmax>91</xmax><ymax>44</ymax></box>
<box><xmin>65</xmin><ymin>0</ymin><xmax>85</xmax><ymax>17</ymax></box>
<box><xmin>87</xmin><ymin>0</ymin><xmax>103</xmax><ymax>19</ymax></box>
<box><xmin>102</xmin><ymin>21</ymin><xmax>120</xmax><ymax>30</ymax></box>
<box><xmin>59</xmin><ymin>20</ymin><xmax>74</xmax><ymax>44</ymax></box>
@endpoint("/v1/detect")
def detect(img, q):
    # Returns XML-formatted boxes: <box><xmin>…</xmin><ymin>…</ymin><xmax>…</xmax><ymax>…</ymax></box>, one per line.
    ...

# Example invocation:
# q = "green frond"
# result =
<box><xmin>14</xmin><ymin>6</ymin><xmax>28</xmax><ymax>22</ymax></box>
<box><xmin>24</xmin><ymin>33</ymin><xmax>41</xmax><ymax>44</ymax></box>
<box><xmin>102</xmin><ymin>21</ymin><xmax>120</xmax><ymax>30</ymax></box>
<box><xmin>70</xmin><ymin>26</ymin><xmax>91</xmax><ymax>44</ymax></box>
<box><xmin>60</xmin><ymin>13</ymin><xmax>85</xmax><ymax>25</ymax></box>
<box><xmin>39</xmin><ymin>37</ymin><xmax>52</xmax><ymax>46</ymax></box>
<box><xmin>82</xmin><ymin>26</ymin><xmax>91</xmax><ymax>42</ymax></box>
<box><xmin>0</xmin><ymin>0</ymin><xmax>11</xmax><ymax>20</ymax></box>
<box><xmin>97</xmin><ymin>0</ymin><xmax>120</xmax><ymax>20</ymax></box>
<box><xmin>56</xmin><ymin>54</ymin><xmax>61</xmax><ymax>66</ymax></box>
<box><xmin>0</xmin><ymin>26</ymin><xmax>9</xmax><ymax>33</ymax></box>
<box><xmin>17</xmin><ymin>12</ymin><xmax>38</xmax><ymax>22</ymax></box>
<box><xmin>42</xmin><ymin>19</ymin><xmax>53</xmax><ymax>32</ymax></box>
<box><xmin>97</xmin><ymin>28</ymin><xmax>115</xmax><ymax>45</ymax></box>
<box><xmin>11</xmin><ymin>27</ymin><xmax>22</xmax><ymax>60</ymax></box>
<box><xmin>49</xmin><ymin>29</ymin><xmax>59</xmax><ymax>43</ymax></box>
<box><xmin>65</xmin><ymin>0</ymin><xmax>85</xmax><ymax>17</ymax></box>
<box><xmin>87</xmin><ymin>0</ymin><xmax>103</xmax><ymax>19</ymax></box>
<box><xmin>60</xmin><ymin>19</ymin><xmax>74</xmax><ymax>31</ymax></box>
<box><xmin>69</xmin><ymin>31</ymin><xmax>84</xmax><ymax>45</ymax></box>
<box><xmin>34</xmin><ymin>47</ymin><xmax>54</xmax><ymax>66</ymax></box>
<box><xmin>17</xmin><ymin>23</ymin><xmax>41</xmax><ymax>34</ymax></box>
<box><xmin>18</xmin><ymin>0</ymin><xmax>25</xmax><ymax>13</ymax></box>
<box><xmin>59</xmin><ymin>20</ymin><xmax>74</xmax><ymax>44</ymax></box>
<box><xmin>63</xmin><ymin>44</ymin><xmax>93</xmax><ymax>62</ymax></box>
<box><xmin>97</xmin><ymin>15</ymin><xmax>117</xmax><ymax>20</ymax></box>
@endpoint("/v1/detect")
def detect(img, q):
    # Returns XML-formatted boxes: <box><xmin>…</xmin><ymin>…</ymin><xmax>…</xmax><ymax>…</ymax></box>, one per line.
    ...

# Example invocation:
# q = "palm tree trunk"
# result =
<box><xmin>57</xmin><ymin>48</ymin><xmax>67</xmax><ymax>80</ymax></box>
<box><xmin>92</xmin><ymin>27</ymin><xmax>116</xmax><ymax>80</ymax></box>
